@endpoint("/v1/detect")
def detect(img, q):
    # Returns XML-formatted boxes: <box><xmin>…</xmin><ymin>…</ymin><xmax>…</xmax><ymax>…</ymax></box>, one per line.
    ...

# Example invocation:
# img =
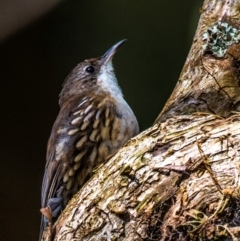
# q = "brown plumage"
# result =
<box><xmin>39</xmin><ymin>40</ymin><xmax>139</xmax><ymax>240</ymax></box>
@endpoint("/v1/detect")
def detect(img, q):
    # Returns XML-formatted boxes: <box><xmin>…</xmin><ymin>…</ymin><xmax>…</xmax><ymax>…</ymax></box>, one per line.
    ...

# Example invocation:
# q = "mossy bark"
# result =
<box><xmin>42</xmin><ymin>0</ymin><xmax>240</xmax><ymax>240</ymax></box>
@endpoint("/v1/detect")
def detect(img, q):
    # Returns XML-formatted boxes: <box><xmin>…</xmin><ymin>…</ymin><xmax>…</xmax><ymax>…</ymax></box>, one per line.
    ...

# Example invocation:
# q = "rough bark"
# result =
<box><xmin>156</xmin><ymin>0</ymin><xmax>240</xmax><ymax>122</ymax></box>
<box><xmin>42</xmin><ymin>0</ymin><xmax>240</xmax><ymax>240</ymax></box>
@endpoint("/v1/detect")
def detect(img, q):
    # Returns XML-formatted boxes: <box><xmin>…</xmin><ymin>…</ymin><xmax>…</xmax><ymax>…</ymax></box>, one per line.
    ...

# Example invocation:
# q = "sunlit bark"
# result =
<box><xmin>43</xmin><ymin>1</ymin><xmax>240</xmax><ymax>240</ymax></box>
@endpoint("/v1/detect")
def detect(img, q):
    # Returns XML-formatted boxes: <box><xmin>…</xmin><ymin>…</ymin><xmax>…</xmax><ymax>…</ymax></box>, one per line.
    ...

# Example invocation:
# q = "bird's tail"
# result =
<box><xmin>39</xmin><ymin>215</ymin><xmax>47</xmax><ymax>241</ymax></box>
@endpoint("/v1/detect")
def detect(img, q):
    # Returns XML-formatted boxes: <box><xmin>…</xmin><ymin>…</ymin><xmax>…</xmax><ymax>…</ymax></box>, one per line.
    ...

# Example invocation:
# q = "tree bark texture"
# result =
<box><xmin>156</xmin><ymin>0</ymin><xmax>240</xmax><ymax>122</ymax></box>
<box><xmin>42</xmin><ymin>0</ymin><xmax>240</xmax><ymax>240</ymax></box>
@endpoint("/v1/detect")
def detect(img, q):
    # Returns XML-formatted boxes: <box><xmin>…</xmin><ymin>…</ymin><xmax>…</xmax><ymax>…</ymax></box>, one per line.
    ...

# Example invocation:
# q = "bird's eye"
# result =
<box><xmin>86</xmin><ymin>66</ymin><xmax>95</xmax><ymax>73</ymax></box>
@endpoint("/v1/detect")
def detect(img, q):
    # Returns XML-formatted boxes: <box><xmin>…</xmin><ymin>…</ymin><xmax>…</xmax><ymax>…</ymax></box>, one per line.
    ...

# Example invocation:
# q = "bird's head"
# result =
<box><xmin>59</xmin><ymin>40</ymin><xmax>126</xmax><ymax>106</ymax></box>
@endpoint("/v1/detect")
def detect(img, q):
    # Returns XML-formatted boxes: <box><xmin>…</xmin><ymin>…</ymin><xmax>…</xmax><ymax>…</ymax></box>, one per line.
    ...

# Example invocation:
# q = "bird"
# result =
<box><xmin>39</xmin><ymin>39</ymin><xmax>139</xmax><ymax>240</ymax></box>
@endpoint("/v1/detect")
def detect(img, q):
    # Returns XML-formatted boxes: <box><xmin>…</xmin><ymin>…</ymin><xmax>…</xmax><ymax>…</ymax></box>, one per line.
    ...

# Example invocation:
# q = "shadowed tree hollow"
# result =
<box><xmin>42</xmin><ymin>0</ymin><xmax>240</xmax><ymax>240</ymax></box>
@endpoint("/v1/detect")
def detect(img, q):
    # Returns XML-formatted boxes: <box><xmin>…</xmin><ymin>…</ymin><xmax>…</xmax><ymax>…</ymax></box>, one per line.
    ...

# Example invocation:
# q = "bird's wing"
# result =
<box><xmin>39</xmin><ymin>95</ymin><xmax>136</xmax><ymax>241</ymax></box>
<box><xmin>41</xmin><ymin>96</ymin><xmax>121</xmax><ymax>210</ymax></box>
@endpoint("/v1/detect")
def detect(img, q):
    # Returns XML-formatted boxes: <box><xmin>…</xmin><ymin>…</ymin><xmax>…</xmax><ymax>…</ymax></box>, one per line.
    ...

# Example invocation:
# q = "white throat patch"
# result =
<box><xmin>97</xmin><ymin>62</ymin><xmax>123</xmax><ymax>97</ymax></box>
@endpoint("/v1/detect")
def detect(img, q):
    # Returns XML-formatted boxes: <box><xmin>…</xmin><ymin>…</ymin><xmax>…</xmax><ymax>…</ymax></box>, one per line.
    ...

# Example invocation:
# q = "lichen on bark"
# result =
<box><xmin>42</xmin><ymin>0</ymin><xmax>240</xmax><ymax>240</ymax></box>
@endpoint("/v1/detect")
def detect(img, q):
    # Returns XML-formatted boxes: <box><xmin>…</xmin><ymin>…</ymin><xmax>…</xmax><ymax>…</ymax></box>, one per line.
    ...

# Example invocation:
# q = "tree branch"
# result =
<box><xmin>156</xmin><ymin>0</ymin><xmax>240</xmax><ymax>122</ymax></box>
<box><xmin>42</xmin><ymin>0</ymin><xmax>240</xmax><ymax>240</ymax></box>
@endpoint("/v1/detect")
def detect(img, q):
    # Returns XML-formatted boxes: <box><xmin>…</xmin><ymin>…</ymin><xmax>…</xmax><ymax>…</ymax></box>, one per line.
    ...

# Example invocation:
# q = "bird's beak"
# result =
<box><xmin>100</xmin><ymin>39</ymin><xmax>127</xmax><ymax>65</ymax></box>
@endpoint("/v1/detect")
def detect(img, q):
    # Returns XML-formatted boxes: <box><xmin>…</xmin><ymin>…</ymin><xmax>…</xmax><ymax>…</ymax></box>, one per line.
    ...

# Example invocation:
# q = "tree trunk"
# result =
<box><xmin>42</xmin><ymin>0</ymin><xmax>240</xmax><ymax>240</ymax></box>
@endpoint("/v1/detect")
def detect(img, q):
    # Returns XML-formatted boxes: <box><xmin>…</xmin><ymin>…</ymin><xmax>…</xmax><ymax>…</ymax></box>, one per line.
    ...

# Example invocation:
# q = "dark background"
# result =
<box><xmin>0</xmin><ymin>0</ymin><xmax>202</xmax><ymax>240</ymax></box>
